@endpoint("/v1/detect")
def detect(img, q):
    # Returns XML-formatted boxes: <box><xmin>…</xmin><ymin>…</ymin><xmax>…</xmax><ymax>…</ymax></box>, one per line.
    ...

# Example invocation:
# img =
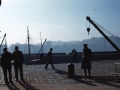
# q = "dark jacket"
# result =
<box><xmin>73</xmin><ymin>51</ymin><xmax>77</xmax><ymax>58</ymax></box>
<box><xmin>12</xmin><ymin>50</ymin><xmax>24</xmax><ymax>63</ymax></box>
<box><xmin>47</xmin><ymin>51</ymin><xmax>52</xmax><ymax>61</ymax></box>
<box><xmin>81</xmin><ymin>48</ymin><xmax>92</xmax><ymax>69</ymax></box>
<box><xmin>1</xmin><ymin>52</ymin><xmax>12</xmax><ymax>67</ymax></box>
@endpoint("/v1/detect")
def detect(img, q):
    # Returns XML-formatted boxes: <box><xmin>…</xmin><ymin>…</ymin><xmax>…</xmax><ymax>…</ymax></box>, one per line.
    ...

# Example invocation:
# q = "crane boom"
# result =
<box><xmin>0</xmin><ymin>33</ymin><xmax>6</xmax><ymax>54</ymax></box>
<box><xmin>0</xmin><ymin>33</ymin><xmax>6</xmax><ymax>48</ymax></box>
<box><xmin>36</xmin><ymin>38</ymin><xmax>47</xmax><ymax>58</ymax></box>
<box><xmin>86</xmin><ymin>16</ymin><xmax>120</xmax><ymax>53</ymax></box>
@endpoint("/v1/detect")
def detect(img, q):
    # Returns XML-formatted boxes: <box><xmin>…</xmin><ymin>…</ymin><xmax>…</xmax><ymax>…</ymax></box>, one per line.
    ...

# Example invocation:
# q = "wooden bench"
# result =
<box><xmin>115</xmin><ymin>63</ymin><xmax>120</xmax><ymax>76</ymax></box>
<box><xmin>31</xmin><ymin>59</ymin><xmax>40</xmax><ymax>64</ymax></box>
<box><xmin>31</xmin><ymin>56</ymin><xmax>48</xmax><ymax>64</ymax></box>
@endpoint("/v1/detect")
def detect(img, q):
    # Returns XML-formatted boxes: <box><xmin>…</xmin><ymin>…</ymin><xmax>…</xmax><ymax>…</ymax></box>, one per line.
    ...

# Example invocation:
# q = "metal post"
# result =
<box><xmin>27</xmin><ymin>27</ymin><xmax>31</xmax><ymax>63</ymax></box>
<box><xmin>67</xmin><ymin>63</ymin><xmax>74</xmax><ymax>78</ymax></box>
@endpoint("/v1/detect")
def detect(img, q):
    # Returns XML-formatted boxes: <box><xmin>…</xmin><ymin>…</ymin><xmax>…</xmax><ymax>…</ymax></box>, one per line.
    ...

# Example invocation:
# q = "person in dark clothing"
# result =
<box><xmin>45</xmin><ymin>48</ymin><xmax>55</xmax><ymax>69</ymax></box>
<box><xmin>72</xmin><ymin>49</ymin><xmax>77</xmax><ymax>63</ymax></box>
<box><xmin>81</xmin><ymin>44</ymin><xmax>92</xmax><ymax>78</ymax></box>
<box><xmin>1</xmin><ymin>48</ymin><xmax>12</xmax><ymax>84</ymax></box>
<box><xmin>12</xmin><ymin>46</ymin><xmax>24</xmax><ymax>81</ymax></box>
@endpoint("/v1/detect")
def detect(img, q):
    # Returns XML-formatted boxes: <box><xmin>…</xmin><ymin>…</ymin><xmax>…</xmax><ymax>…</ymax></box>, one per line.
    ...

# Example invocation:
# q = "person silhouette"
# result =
<box><xmin>45</xmin><ymin>48</ymin><xmax>55</xmax><ymax>69</ymax></box>
<box><xmin>72</xmin><ymin>49</ymin><xmax>77</xmax><ymax>63</ymax></box>
<box><xmin>81</xmin><ymin>44</ymin><xmax>92</xmax><ymax>78</ymax></box>
<box><xmin>12</xmin><ymin>46</ymin><xmax>24</xmax><ymax>81</ymax></box>
<box><xmin>1</xmin><ymin>48</ymin><xmax>12</xmax><ymax>84</ymax></box>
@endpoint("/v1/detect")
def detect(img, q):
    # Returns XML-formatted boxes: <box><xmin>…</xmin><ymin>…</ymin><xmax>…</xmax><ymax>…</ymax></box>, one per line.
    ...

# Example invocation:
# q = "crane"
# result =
<box><xmin>86</xmin><ymin>16</ymin><xmax>120</xmax><ymax>53</ymax></box>
<box><xmin>0</xmin><ymin>33</ymin><xmax>6</xmax><ymax>56</ymax></box>
<box><xmin>0</xmin><ymin>33</ymin><xmax>6</xmax><ymax>50</ymax></box>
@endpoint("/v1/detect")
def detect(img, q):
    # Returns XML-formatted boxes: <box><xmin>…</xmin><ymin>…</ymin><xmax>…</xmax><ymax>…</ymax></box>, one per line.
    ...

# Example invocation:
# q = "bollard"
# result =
<box><xmin>67</xmin><ymin>63</ymin><xmax>74</xmax><ymax>78</ymax></box>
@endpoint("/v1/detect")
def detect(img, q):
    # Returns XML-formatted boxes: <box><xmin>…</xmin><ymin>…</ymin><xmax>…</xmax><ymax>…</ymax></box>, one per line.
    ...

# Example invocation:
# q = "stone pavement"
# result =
<box><xmin>0</xmin><ymin>81</ymin><xmax>120</xmax><ymax>90</ymax></box>
<box><xmin>0</xmin><ymin>60</ymin><xmax>120</xmax><ymax>90</ymax></box>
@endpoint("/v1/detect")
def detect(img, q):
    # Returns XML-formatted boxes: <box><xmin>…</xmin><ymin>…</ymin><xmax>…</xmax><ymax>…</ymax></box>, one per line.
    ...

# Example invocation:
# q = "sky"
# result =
<box><xmin>0</xmin><ymin>0</ymin><xmax>120</xmax><ymax>46</ymax></box>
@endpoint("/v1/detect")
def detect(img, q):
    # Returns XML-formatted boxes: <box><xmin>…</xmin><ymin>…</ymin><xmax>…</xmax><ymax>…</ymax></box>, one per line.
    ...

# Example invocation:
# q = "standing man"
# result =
<box><xmin>81</xmin><ymin>44</ymin><xmax>92</xmax><ymax>78</ymax></box>
<box><xmin>1</xmin><ymin>48</ymin><xmax>12</xmax><ymax>84</ymax></box>
<box><xmin>72</xmin><ymin>49</ymin><xmax>77</xmax><ymax>63</ymax></box>
<box><xmin>12</xmin><ymin>46</ymin><xmax>24</xmax><ymax>81</ymax></box>
<box><xmin>45</xmin><ymin>48</ymin><xmax>55</xmax><ymax>69</ymax></box>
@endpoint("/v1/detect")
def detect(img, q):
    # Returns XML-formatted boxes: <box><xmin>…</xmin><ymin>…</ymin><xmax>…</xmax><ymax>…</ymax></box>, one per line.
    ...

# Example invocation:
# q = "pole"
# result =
<box><xmin>104</xmin><ymin>38</ymin><xmax>105</xmax><ymax>51</ymax></box>
<box><xmin>40</xmin><ymin>32</ymin><xmax>43</xmax><ymax>53</ymax></box>
<box><xmin>5</xmin><ymin>38</ymin><xmax>7</xmax><ymax>48</ymax></box>
<box><xmin>27</xmin><ymin>26</ymin><xmax>31</xmax><ymax>62</ymax></box>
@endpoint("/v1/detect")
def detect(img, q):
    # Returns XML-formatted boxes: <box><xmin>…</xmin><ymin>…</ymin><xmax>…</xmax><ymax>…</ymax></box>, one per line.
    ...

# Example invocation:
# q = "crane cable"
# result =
<box><xmin>86</xmin><ymin>19</ymin><xmax>91</xmax><ymax>35</ymax></box>
<box><xmin>91</xmin><ymin>19</ymin><xmax>120</xmax><ymax>43</ymax></box>
<box><xmin>29</xmin><ymin>32</ymin><xmax>41</xmax><ymax>53</ymax></box>
<box><xmin>96</xmin><ymin>22</ymin><xmax>120</xmax><ymax>43</ymax></box>
<box><xmin>23</xmin><ymin>39</ymin><xmax>28</xmax><ymax>54</ymax></box>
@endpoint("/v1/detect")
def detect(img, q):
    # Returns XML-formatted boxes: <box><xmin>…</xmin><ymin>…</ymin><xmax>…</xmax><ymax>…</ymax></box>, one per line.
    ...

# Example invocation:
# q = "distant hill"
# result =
<box><xmin>1</xmin><ymin>36</ymin><xmax>120</xmax><ymax>54</ymax></box>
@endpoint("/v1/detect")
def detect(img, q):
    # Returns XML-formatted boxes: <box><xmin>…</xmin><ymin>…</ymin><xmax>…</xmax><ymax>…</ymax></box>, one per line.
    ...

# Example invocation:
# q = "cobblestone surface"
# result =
<box><xmin>0</xmin><ymin>60</ymin><xmax>120</xmax><ymax>85</ymax></box>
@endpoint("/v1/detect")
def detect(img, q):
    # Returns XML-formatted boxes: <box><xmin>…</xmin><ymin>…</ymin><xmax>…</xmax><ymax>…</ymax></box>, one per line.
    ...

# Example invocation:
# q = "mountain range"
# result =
<box><xmin>1</xmin><ymin>36</ymin><xmax>120</xmax><ymax>54</ymax></box>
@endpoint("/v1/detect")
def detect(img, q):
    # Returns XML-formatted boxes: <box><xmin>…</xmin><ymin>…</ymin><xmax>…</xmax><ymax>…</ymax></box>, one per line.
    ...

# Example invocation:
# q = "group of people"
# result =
<box><xmin>0</xmin><ymin>44</ymin><xmax>92</xmax><ymax>84</ymax></box>
<box><xmin>45</xmin><ymin>44</ymin><xmax>92</xmax><ymax>78</ymax></box>
<box><xmin>0</xmin><ymin>46</ymin><xmax>24</xmax><ymax>84</ymax></box>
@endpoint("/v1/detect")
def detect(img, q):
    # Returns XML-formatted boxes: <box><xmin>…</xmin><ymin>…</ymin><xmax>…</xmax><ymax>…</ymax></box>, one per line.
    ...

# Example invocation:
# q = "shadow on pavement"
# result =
<box><xmin>73</xmin><ymin>75</ymin><xmax>120</xmax><ymax>88</ymax></box>
<box><xmin>6</xmin><ymin>83</ymin><xmax>20</xmax><ymax>90</ymax></box>
<box><xmin>77</xmin><ymin>79</ymin><xmax>97</xmax><ymax>86</ymax></box>
<box><xmin>88</xmin><ymin>76</ymin><xmax>120</xmax><ymax>88</ymax></box>
<box><xmin>54</xmin><ymin>69</ymin><xmax>68</xmax><ymax>75</ymax></box>
<box><xmin>54</xmin><ymin>69</ymin><xmax>97</xmax><ymax>86</ymax></box>
<box><xmin>73</xmin><ymin>75</ymin><xmax>97</xmax><ymax>86</ymax></box>
<box><xmin>17</xmin><ymin>80</ymin><xmax>38</xmax><ymax>90</ymax></box>
<box><xmin>95</xmin><ymin>80</ymin><xmax>120</xmax><ymax>88</ymax></box>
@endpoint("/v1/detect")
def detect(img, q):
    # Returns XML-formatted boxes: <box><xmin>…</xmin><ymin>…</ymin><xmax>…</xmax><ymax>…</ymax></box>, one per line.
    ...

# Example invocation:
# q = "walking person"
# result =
<box><xmin>12</xmin><ymin>46</ymin><xmax>24</xmax><ymax>81</ymax></box>
<box><xmin>1</xmin><ymin>48</ymin><xmax>12</xmax><ymax>84</ymax></box>
<box><xmin>81</xmin><ymin>44</ymin><xmax>92</xmax><ymax>78</ymax></box>
<box><xmin>45</xmin><ymin>48</ymin><xmax>55</xmax><ymax>69</ymax></box>
<box><xmin>72</xmin><ymin>49</ymin><xmax>77</xmax><ymax>63</ymax></box>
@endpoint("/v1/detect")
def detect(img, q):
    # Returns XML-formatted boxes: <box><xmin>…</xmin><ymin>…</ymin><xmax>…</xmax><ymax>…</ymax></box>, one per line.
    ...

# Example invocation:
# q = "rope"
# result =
<box><xmin>23</xmin><ymin>39</ymin><xmax>28</xmax><ymax>54</ymax></box>
<box><xmin>30</xmin><ymin>39</ymin><xmax>40</xmax><ymax>53</ymax></box>
<box><xmin>28</xmin><ymin>31</ymin><xmax>42</xmax><ymax>54</ymax></box>
<box><xmin>92</xmin><ymin>19</ymin><xmax>120</xmax><ymax>43</ymax></box>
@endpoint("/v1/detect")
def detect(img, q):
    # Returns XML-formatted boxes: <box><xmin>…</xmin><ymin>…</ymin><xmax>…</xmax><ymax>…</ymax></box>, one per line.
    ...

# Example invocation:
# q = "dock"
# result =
<box><xmin>0</xmin><ymin>60</ymin><xmax>120</xmax><ymax>90</ymax></box>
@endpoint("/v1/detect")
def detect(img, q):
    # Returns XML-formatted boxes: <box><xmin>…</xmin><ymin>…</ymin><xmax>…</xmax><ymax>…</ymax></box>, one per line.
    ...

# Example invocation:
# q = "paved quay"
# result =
<box><xmin>0</xmin><ymin>60</ymin><xmax>120</xmax><ymax>90</ymax></box>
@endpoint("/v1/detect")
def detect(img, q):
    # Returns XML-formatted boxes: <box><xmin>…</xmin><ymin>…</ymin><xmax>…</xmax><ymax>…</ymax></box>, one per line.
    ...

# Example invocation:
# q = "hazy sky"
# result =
<box><xmin>0</xmin><ymin>0</ymin><xmax>120</xmax><ymax>46</ymax></box>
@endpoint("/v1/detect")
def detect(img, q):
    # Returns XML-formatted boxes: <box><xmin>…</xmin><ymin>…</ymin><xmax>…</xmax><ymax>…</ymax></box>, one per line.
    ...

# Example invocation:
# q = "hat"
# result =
<box><xmin>50</xmin><ymin>48</ymin><xmax>52</xmax><ymax>50</ymax></box>
<box><xmin>15</xmin><ymin>46</ymin><xmax>18</xmax><ymax>49</ymax></box>
<box><xmin>3</xmin><ymin>48</ymin><xmax>7</xmax><ymax>50</ymax></box>
<box><xmin>83</xmin><ymin>44</ymin><xmax>88</xmax><ymax>46</ymax></box>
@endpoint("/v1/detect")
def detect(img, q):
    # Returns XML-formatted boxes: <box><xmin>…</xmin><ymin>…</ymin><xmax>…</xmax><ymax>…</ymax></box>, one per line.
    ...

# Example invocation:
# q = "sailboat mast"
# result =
<box><xmin>5</xmin><ymin>38</ymin><xmax>7</xmax><ymax>48</ymax></box>
<box><xmin>40</xmin><ymin>32</ymin><xmax>43</xmax><ymax>53</ymax></box>
<box><xmin>27</xmin><ymin>26</ymin><xmax>31</xmax><ymax>62</ymax></box>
